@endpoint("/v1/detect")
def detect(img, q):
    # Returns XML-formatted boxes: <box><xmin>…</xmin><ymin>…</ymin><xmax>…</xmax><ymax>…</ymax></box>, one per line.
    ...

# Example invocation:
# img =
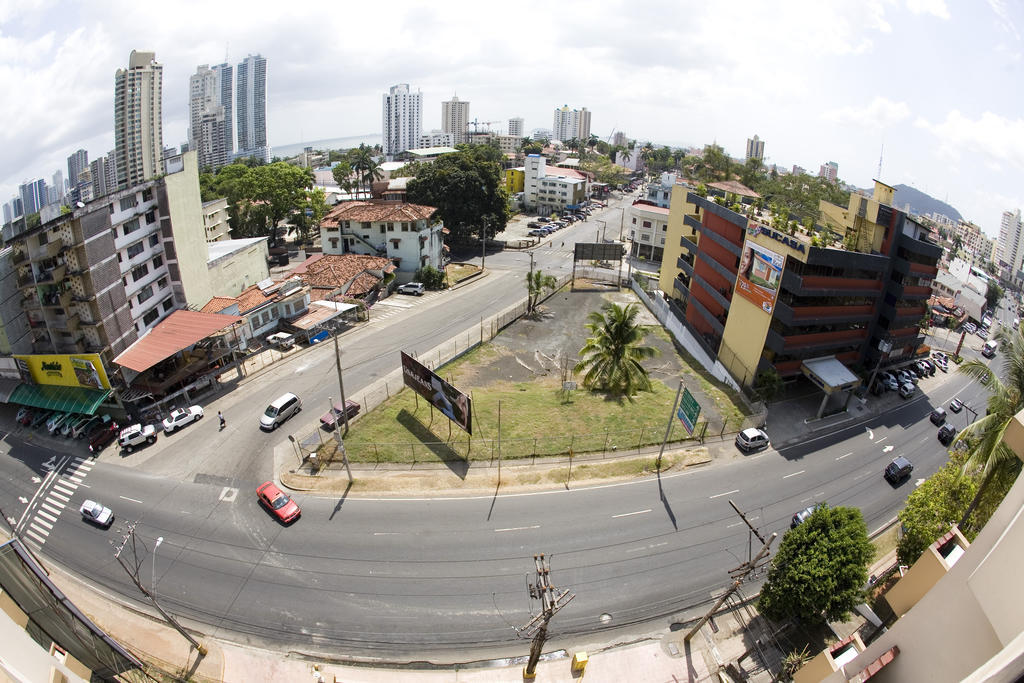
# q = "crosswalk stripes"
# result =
<box><xmin>23</xmin><ymin>456</ymin><xmax>94</xmax><ymax>551</ymax></box>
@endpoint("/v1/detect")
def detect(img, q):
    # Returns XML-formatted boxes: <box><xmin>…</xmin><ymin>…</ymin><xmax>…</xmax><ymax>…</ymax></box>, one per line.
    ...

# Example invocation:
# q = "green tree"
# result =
<box><xmin>414</xmin><ymin>265</ymin><xmax>445</xmax><ymax>290</ymax></box>
<box><xmin>348</xmin><ymin>144</ymin><xmax>381</xmax><ymax>198</ymax></box>
<box><xmin>752</xmin><ymin>368</ymin><xmax>784</xmax><ymax>403</ymax></box>
<box><xmin>740</xmin><ymin>157</ymin><xmax>765</xmax><ymax>188</ymax></box>
<box><xmin>898</xmin><ymin>452</ymin><xmax>978</xmax><ymax>566</ymax></box>
<box><xmin>580</xmin><ymin>155</ymin><xmax>628</xmax><ymax>187</ymax></box>
<box><xmin>758</xmin><ymin>506</ymin><xmax>874</xmax><ymax>624</ymax></box>
<box><xmin>574</xmin><ymin>302</ymin><xmax>658</xmax><ymax>396</ymax></box>
<box><xmin>406</xmin><ymin>145</ymin><xmax>509</xmax><ymax>244</ymax></box>
<box><xmin>332</xmin><ymin>160</ymin><xmax>354</xmax><ymax>193</ymax></box>
<box><xmin>293</xmin><ymin>187</ymin><xmax>329</xmax><ymax>246</ymax></box>
<box><xmin>985</xmin><ymin>279</ymin><xmax>1004</xmax><ymax>310</ymax></box>
<box><xmin>617</xmin><ymin>147</ymin><xmax>632</xmax><ymax>164</ymax></box>
<box><xmin>526</xmin><ymin>269</ymin><xmax>558</xmax><ymax>314</ymax></box>
<box><xmin>955</xmin><ymin>326</ymin><xmax>1024</xmax><ymax>528</ymax></box>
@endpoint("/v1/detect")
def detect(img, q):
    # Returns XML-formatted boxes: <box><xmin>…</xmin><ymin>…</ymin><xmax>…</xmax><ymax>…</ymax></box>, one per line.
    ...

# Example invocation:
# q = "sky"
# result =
<box><xmin>1</xmin><ymin>0</ymin><xmax>1022</xmax><ymax>236</ymax></box>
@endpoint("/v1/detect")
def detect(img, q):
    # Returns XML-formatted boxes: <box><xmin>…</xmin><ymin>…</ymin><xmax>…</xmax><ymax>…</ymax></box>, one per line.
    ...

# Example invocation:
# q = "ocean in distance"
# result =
<box><xmin>272</xmin><ymin>134</ymin><xmax>382</xmax><ymax>160</ymax></box>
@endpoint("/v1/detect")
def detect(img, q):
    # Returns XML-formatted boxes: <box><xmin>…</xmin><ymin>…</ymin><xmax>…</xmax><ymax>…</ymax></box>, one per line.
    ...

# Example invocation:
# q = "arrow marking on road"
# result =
<box><xmin>30</xmin><ymin>476</ymin><xmax>40</xmax><ymax>484</ymax></box>
<box><xmin>783</xmin><ymin>470</ymin><xmax>805</xmax><ymax>479</ymax></box>
<box><xmin>709</xmin><ymin>489</ymin><xmax>740</xmax><ymax>499</ymax></box>
<box><xmin>18</xmin><ymin>496</ymin><xmax>26</xmax><ymax>504</ymax></box>
<box><xmin>612</xmin><ymin>509</ymin><xmax>651</xmax><ymax>518</ymax></box>
<box><xmin>867</xmin><ymin>428</ymin><xmax>874</xmax><ymax>439</ymax></box>
<box><xmin>883</xmin><ymin>445</ymin><xmax>894</xmax><ymax>453</ymax></box>
<box><xmin>916</xmin><ymin>478</ymin><xmax>926</xmax><ymax>487</ymax></box>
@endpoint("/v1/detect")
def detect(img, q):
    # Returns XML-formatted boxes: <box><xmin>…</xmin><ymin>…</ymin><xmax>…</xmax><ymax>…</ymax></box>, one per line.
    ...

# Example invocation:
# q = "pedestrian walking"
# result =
<box><xmin>218</xmin><ymin>411</ymin><xmax>226</xmax><ymax>430</ymax></box>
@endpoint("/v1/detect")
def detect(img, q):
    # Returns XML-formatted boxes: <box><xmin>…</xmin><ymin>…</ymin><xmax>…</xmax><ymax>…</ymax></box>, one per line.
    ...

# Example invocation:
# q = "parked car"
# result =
<box><xmin>735</xmin><ymin>428</ymin><xmax>769</xmax><ymax>453</ymax></box>
<box><xmin>256</xmin><ymin>481</ymin><xmax>301</xmax><ymax>524</ymax></box>
<box><xmin>29</xmin><ymin>410</ymin><xmax>53</xmax><ymax>429</ymax></box>
<box><xmin>884</xmin><ymin>456</ymin><xmax>914</xmax><ymax>484</ymax></box>
<box><xmin>162</xmin><ymin>406</ymin><xmax>204</xmax><ymax>434</ymax></box>
<box><xmin>319</xmin><ymin>400</ymin><xmax>361</xmax><ymax>431</ymax></box>
<box><xmin>528</xmin><ymin>229</ymin><xmax>547</xmax><ymax>237</ymax></box>
<box><xmin>899</xmin><ymin>382</ymin><xmax>915</xmax><ymax>399</ymax></box>
<box><xmin>79</xmin><ymin>500</ymin><xmax>114</xmax><ymax>528</ymax></box>
<box><xmin>930</xmin><ymin>407</ymin><xmax>947</xmax><ymax>426</ymax></box>
<box><xmin>46</xmin><ymin>412</ymin><xmax>71</xmax><ymax>435</ymax></box>
<box><xmin>949</xmin><ymin>398</ymin><xmax>964</xmax><ymax>413</ymax></box>
<box><xmin>15</xmin><ymin>407</ymin><xmax>32</xmax><ymax>425</ymax></box>
<box><xmin>88</xmin><ymin>422</ymin><xmax>120</xmax><ymax>453</ymax></box>
<box><xmin>881</xmin><ymin>376</ymin><xmax>899</xmax><ymax>391</ymax></box>
<box><xmin>397</xmin><ymin>282</ymin><xmax>425</xmax><ymax>296</ymax></box>
<box><xmin>791</xmin><ymin>503</ymin><xmax>826</xmax><ymax>529</ymax></box>
<box><xmin>73</xmin><ymin>414</ymin><xmax>109</xmax><ymax>439</ymax></box>
<box><xmin>933</xmin><ymin>355</ymin><xmax>948</xmax><ymax>372</ymax></box>
<box><xmin>60</xmin><ymin>415</ymin><xmax>89</xmax><ymax>437</ymax></box>
<box><xmin>118</xmin><ymin>423</ymin><xmax>157</xmax><ymax>452</ymax></box>
<box><xmin>938</xmin><ymin>424</ymin><xmax>957</xmax><ymax>446</ymax></box>
<box><xmin>266</xmin><ymin>332</ymin><xmax>295</xmax><ymax>350</ymax></box>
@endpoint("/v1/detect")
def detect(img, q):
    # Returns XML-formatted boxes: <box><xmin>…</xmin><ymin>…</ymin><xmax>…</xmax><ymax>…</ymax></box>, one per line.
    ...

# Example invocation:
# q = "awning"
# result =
<box><xmin>9</xmin><ymin>383</ymin><xmax>111</xmax><ymax>414</ymax></box>
<box><xmin>113</xmin><ymin>310</ymin><xmax>243</xmax><ymax>373</ymax></box>
<box><xmin>287</xmin><ymin>301</ymin><xmax>357</xmax><ymax>331</ymax></box>
<box><xmin>801</xmin><ymin>356</ymin><xmax>861</xmax><ymax>394</ymax></box>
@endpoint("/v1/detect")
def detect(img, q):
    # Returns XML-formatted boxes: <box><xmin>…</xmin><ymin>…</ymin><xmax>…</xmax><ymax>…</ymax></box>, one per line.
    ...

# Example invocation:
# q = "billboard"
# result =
<box><xmin>13</xmin><ymin>354</ymin><xmax>111</xmax><ymax>390</ymax></box>
<box><xmin>735</xmin><ymin>241</ymin><xmax>784</xmax><ymax>315</ymax></box>
<box><xmin>401</xmin><ymin>352</ymin><xmax>472</xmax><ymax>434</ymax></box>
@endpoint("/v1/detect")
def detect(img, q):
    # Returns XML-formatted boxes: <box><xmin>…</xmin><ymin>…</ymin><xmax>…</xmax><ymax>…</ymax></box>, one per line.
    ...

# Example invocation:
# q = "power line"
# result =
<box><xmin>516</xmin><ymin>553</ymin><xmax>574</xmax><ymax>679</ymax></box>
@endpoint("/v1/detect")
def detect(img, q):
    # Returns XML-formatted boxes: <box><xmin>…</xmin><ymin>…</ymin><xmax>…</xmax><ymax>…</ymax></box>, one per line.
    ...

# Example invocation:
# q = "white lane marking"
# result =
<box><xmin>44</xmin><ymin>500</ymin><xmax>65</xmax><ymax>510</ymax></box>
<box><xmin>836</xmin><ymin>452</ymin><xmax>853</xmax><ymax>460</ymax></box>
<box><xmin>626</xmin><ymin>542</ymin><xmax>668</xmax><ymax>553</ymax></box>
<box><xmin>854</xmin><ymin>472</ymin><xmax>871</xmax><ymax>481</ymax></box>
<box><xmin>41</xmin><ymin>503</ymin><xmax>62</xmax><ymax>515</ymax></box>
<box><xmin>709</xmin><ymin>489</ymin><xmax>740</xmax><ymax>499</ymax></box>
<box><xmin>867</xmin><ymin>428</ymin><xmax>874</xmax><ymax>439</ymax></box>
<box><xmin>612</xmin><ymin>509</ymin><xmax>651</xmax><ymax>518</ymax></box>
<box><xmin>495</xmin><ymin>525</ymin><xmax>541</xmax><ymax>532</ymax></box>
<box><xmin>876</xmin><ymin>436</ymin><xmax>888</xmax><ymax>444</ymax></box>
<box><xmin>29</xmin><ymin>524</ymin><xmax>49</xmax><ymax>536</ymax></box>
<box><xmin>66</xmin><ymin>476</ymin><xmax>83</xmax><ymax>484</ymax></box>
<box><xmin>36</xmin><ymin>510</ymin><xmax>57</xmax><ymax>523</ymax></box>
<box><xmin>783</xmin><ymin>470</ymin><xmax>805</xmax><ymax>479</ymax></box>
<box><xmin>34</xmin><ymin>517</ymin><xmax>53</xmax><ymax>529</ymax></box>
<box><xmin>49</xmin><ymin>491</ymin><xmax>70</xmax><ymax>503</ymax></box>
<box><xmin>25</xmin><ymin>529</ymin><xmax>47</xmax><ymax>544</ymax></box>
<box><xmin>800</xmin><ymin>497</ymin><xmax>812</xmax><ymax>503</ymax></box>
<box><xmin>373</xmin><ymin>532</ymin><xmax>400</xmax><ymax>536</ymax></box>
<box><xmin>119</xmin><ymin>496</ymin><xmax>143</xmax><ymax>504</ymax></box>
<box><xmin>52</xmin><ymin>484</ymin><xmax>75</xmax><ymax>496</ymax></box>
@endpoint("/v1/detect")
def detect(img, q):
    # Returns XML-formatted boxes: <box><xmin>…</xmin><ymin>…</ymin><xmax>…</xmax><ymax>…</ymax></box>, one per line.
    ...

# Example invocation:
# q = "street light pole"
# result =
<box><xmin>152</xmin><ymin>536</ymin><xmax>163</xmax><ymax>601</ymax></box>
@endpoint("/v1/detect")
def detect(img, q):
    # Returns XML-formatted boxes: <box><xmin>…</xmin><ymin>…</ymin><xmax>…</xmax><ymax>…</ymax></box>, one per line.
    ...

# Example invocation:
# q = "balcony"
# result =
<box><xmin>781</xmin><ymin>270</ymin><xmax>883</xmax><ymax>297</ymax></box>
<box><xmin>694</xmin><ymin>273</ymin><xmax>732</xmax><ymax>311</ymax></box>
<box><xmin>688</xmin><ymin>296</ymin><xmax>725</xmax><ymax>338</ymax></box>
<box><xmin>29</xmin><ymin>240</ymin><xmax>64</xmax><ymax>263</ymax></box>
<box><xmin>40</xmin><ymin>289</ymin><xmax>71</xmax><ymax>311</ymax></box>
<box><xmin>677</xmin><ymin>254</ymin><xmax>694</xmax><ymax>280</ymax></box>
<box><xmin>695</xmin><ymin>250</ymin><xmax>739</xmax><ymax>286</ymax></box>
<box><xmin>774</xmin><ymin>301</ymin><xmax>874</xmax><ymax>327</ymax></box>
<box><xmin>679</xmin><ymin>233</ymin><xmax>698</xmax><ymax>255</ymax></box>
<box><xmin>35</xmin><ymin>263</ymin><xmax>67</xmax><ymax>284</ymax></box>
<box><xmin>897</xmin><ymin>232</ymin><xmax>943</xmax><ymax>261</ymax></box>
<box><xmin>783</xmin><ymin>328</ymin><xmax>868</xmax><ymax>352</ymax></box>
<box><xmin>673</xmin><ymin>275</ymin><xmax>690</xmax><ymax>302</ymax></box>
<box><xmin>11</xmin><ymin>249</ymin><xmax>28</xmax><ymax>266</ymax></box>
<box><xmin>17</xmin><ymin>272</ymin><xmax>35</xmax><ymax>289</ymax></box>
<box><xmin>50</xmin><ymin>313</ymin><xmax>80</xmax><ymax>333</ymax></box>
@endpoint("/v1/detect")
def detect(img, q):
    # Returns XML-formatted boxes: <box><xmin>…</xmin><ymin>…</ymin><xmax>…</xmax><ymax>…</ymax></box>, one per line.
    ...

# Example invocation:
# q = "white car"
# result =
<box><xmin>397</xmin><ymin>282</ymin><xmax>425</xmax><ymax>296</ymax></box>
<box><xmin>118</xmin><ymin>423</ymin><xmax>157</xmax><ymax>452</ymax></box>
<box><xmin>162</xmin><ymin>406</ymin><xmax>204</xmax><ymax>434</ymax></box>
<box><xmin>80</xmin><ymin>500</ymin><xmax>113</xmax><ymax>528</ymax></box>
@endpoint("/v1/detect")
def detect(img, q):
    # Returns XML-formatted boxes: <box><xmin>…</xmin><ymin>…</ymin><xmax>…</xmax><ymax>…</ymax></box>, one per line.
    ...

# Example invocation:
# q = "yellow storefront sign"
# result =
<box><xmin>13</xmin><ymin>354</ymin><xmax>111</xmax><ymax>390</ymax></box>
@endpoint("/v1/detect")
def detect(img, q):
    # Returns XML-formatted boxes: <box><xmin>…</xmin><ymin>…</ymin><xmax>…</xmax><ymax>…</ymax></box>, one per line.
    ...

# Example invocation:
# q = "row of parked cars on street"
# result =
<box><xmin>16</xmin><ymin>407</ymin><xmax>120</xmax><ymax>453</ymax></box>
<box><xmin>873</xmin><ymin>357</ymin><xmax>942</xmax><ymax>398</ymax></box>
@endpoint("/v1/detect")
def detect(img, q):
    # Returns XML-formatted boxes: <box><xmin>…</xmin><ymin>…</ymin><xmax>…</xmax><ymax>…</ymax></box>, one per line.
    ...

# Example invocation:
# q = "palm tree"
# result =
<box><xmin>955</xmin><ymin>325</ymin><xmax>1024</xmax><ymax>528</ymax></box>
<box><xmin>574</xmin><ymin>302</ymin><xmax>658</xmax><ymax>396</ymax></box>
<box><xmin>526</xmin><ymin>269</ymin><xmax>558</xmax><ymax>314</ymax></box>
<box><xmin>360</xmin><ymin>157</ymin><xmax>383</xmax><ymax>197</ymax></box>
<box><xmin>618</xmin><ymin>147</ymin><xmax>632</xmax><ymax>164</ymax></box>
<box><xmin>350</xmin><ymin>144</ymin><xmax>379</xmax><ymax>198</ymax></box>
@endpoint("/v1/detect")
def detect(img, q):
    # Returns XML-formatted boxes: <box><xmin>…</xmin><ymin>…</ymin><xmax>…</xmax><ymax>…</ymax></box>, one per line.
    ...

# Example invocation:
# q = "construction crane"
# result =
<box><xmin>468</xmin><ymin>118</ymin><xmax>502</xmax><ymax>134</ymax></box>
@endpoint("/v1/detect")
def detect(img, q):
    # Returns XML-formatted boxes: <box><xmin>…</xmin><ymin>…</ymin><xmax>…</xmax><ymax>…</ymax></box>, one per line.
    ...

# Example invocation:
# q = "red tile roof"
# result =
<box><xmin>293</xmin><ymin>254</ymin><xmax>395</xmax><ymax>297</ymax></box>
<box><xmin>113</xmin><ymin>310</ymin><xmax>243</xmax><ymax>373</ymax></box>
<box><xmin>708</xmin><ymin>180</ymin><xmax>761</xmax><ymax>198</ymax></box>
<box><xmin>322</xmin><ymin>200</ymin><xmax>437</xmax><ymax>226</ymax></box>
<box><xmin>200</xmin><ymin>296</ymin><xmax>237</xmax><ymax>314</ymax></box>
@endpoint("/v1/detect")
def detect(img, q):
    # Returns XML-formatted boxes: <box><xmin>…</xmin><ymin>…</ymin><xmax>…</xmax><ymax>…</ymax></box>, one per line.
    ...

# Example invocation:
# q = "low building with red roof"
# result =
<box><xmin>320</xmin><ymin>200</ymin><xmax>444</xmax><ymax>277</ymax></box>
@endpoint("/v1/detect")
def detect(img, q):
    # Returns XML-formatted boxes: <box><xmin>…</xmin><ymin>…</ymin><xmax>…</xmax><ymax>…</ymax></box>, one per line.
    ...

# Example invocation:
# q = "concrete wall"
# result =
<box><xmin>163</xmin><ymin>151</ymin><xmax>213</xmax><ymax>307</ymax></box>
<box><xmin>207</xmin><ymin>240</ymin><xmax>269</xmax><ymax>297</ymax></box>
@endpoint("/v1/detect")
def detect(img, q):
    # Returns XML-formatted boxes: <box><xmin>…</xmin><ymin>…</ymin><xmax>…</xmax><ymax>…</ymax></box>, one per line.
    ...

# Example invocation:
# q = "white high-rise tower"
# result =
<box><xmin>442</xmin><ymin>96</ymin><xmax>469</xmax><ymax>145</ymax></box>
<box><xmin>382</xmin><ymin>83</ymin><xmax>422</xmax><ymax>159</ymax></box>
<box><xmin>114</xmin><ymin>50</ymin><xmax>164</xmax><ymax>189</ymax></box>
<box><xmin>236</xmin><ymin>54</ymin><xmax>268</xmax><ymax>163</ymax></box>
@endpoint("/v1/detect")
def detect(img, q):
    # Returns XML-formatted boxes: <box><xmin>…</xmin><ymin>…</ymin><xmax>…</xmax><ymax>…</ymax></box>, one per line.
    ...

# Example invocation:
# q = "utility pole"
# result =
<box><xmin>685</xmin><ymin>532</ymin><xmax>776</xmax><ymax>642</ymax></box>
<box><xmin>332</xmin><ymin>331</ymin><xmax>350</xmax><ymax>435</ymax></box>
<box><xmin>517</xmin><ymin>553</ymin><xmax>575</xmax><ymax>679</ymax></box>
<box><xmin>328</xmin><ymin>396</ymin><xmax>354</xmax><ymax>482</ymax></box>
<box><xmin>113</xmin><ymin>520</ymin><xmax>208</xmax><ymax>655</ymax></box>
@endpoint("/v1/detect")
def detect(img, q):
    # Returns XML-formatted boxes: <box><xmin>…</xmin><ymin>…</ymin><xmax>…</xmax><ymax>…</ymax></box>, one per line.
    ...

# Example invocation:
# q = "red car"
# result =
<box><xmin>88</xmin><ymin>422</ymin><xmax>119</xmax><ymax>453</ymax></box>
<box><xmin>256</xmin><ymin>481</ymin><xmax>301</xmax><ymax>524</ymax></box>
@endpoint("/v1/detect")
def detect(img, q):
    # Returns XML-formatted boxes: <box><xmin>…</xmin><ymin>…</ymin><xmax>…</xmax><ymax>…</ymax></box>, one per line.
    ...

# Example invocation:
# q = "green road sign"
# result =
<box><xmin>677</xmin><ymin>387</ymin><xmax>701</xmax><ymax>435</ymax></box>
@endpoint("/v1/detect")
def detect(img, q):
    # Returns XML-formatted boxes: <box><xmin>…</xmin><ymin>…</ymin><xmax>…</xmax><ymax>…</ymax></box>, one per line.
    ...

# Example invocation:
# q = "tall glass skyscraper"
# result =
<box><xmin>236</xmin><ymin>54</ymin><xmax>268</xmax><ymax>163</ymax></box>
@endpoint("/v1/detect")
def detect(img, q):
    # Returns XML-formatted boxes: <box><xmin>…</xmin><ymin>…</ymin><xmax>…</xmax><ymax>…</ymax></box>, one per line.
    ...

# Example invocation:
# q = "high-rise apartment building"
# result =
<box><xmin>114</xmin><ymin>50</ymin><xmax>164</xmax><ymax>190</ymax></box>
<box><xmin>382</xmin><ymin>83</ymin><xmax>423</xmax><ymax>159</ymax></box>
<box><xmin>189</xmin><ymin>64</ymin><xmax>231</xmax><ymax>170</ymax></box>
<box><xmin>746</xmin><ymin>135</ymin><xmax>765</xmax><ymax>161</ymax></box>
<box><xmin>508</xmin><ymin>117</ymin><xmax>524</xmax><ymax>138</ymax></box>
<box><xmin>441</xmin><ymin>96</ymin><xmax>469</xmax><ymax>146</ymax></box>
<box><xmin>612</xmin><ymin>131</ymin><xmax>628</xmax><ymax>147</ymax></box>
<box><xmin>998</xmin><ymin>209</ymin><xmax>1024</xmax><ymax>278</ymax></box>
<box><xmin>236</xmin><ymin>54</ymin><xmax>268</xmax><ymax>163</ymax></box>
<box><xmin>19</xmin><ymin>179</ymin><xmax>46</xmax><ymax>216</ymax></box>
<box><xmin>552</xmin><ymin>105</ymin><xmax>591</xmax><ymax>143</ymax></box>
<box><xmin>212</xmin><ymin>63</ymin><xmax>233</xmax><ymax>160</ymax></box>
<box><xmin>818</xmin><ymin>161</ymin><xmax>838</xmax><ymax>183</ymax></box>
<box><xmin>67</xmin><ymin>149</ymin><xmax>88</xmax><ymax>200</ymax></box>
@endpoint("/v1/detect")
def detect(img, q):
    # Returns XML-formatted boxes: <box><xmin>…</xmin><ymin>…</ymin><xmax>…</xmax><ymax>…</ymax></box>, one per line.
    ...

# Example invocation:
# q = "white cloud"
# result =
<box><xmin>906</xmin><ymin>0</ymin><xmax>951</xmax><ymax>20</ymax></box>
<box><xmin>987</xmin><ymin>0</ymin><xmax>1021</xmax><ymax>41</ymax></box>
<box><xmin>824</xmin><ymin>97</ymin><xmax>912</xmax><ymax>128</ymax></box>
<box><xmin>916</xmin><ymin>110</ymin><xmax>1024</xmax><ymax>169</ymax></box>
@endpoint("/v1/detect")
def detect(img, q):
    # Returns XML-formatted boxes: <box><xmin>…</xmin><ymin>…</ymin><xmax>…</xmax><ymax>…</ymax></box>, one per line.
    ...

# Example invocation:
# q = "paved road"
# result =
<box><xmin>0</xmin><ymin>365</ymin><xmax>992</xmax><ymax>658</ymax></box>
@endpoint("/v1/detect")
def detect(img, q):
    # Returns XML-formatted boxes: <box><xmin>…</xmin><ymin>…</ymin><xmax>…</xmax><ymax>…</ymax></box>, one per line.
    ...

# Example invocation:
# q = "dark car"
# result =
<box><xmin>790</xmin><ymin>503</ymin><xmax>826</xmax><ymax>529</ymax></box>
<box><xmin>256</xmin><ymin>481</ymin><xmax>301</xmax><ymax>524</ymax></box>
<box><xmin>938</xmin><ymin>424</ymin><xmax>957</xmax><ymax>446</ymax></box>
<box><xmin>88</xmin><ymin>422</ymin><xmax>119</xmax><ymax>453</ymax></box>
<box><xmin>929</xmin><ymin>407</ymin><xmax>947</xmax><ymax>426</ymax></box>
<box><xmin>949</xmin><ymin>398</ymin><xmax>964</xmax><ymax>413</ymax></box>
<box><xmin>884</xmin><ymin>456</ymin><xmax>914</xmax><ymax>485</ymax></box>
<box><xmin>319</xmin><ymin>400</ymin><xmax>361</xmax><ymax>430</ymax></box>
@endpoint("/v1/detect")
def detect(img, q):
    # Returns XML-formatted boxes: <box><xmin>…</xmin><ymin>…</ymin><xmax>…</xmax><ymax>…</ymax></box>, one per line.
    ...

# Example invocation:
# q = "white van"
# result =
<box><xmin>260</xmin><ymin>392</ymin><xmax>302</xmax><ymax>430</ymax></box>
<box><xmin>982</xmin><ymin>340</ymin><xmax>998</xmax><ymax>358</ymax></box>
<box><xmin>266</xmin><ymin>332</ymin><xmax>295</xmax><ymax>350</ymax></box>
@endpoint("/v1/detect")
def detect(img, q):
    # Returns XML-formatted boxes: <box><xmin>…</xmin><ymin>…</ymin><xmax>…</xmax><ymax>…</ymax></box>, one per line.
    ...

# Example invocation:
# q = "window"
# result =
<box><xmin>149</xmin><ymin>233</ymin><xmax>159</xmax><ymax>247</ymax></box>
<box><xmin>142</xmin><ymin>308</ymin><xmax>159</xmax><ymax>325</ymax></box>
<box><xmin>157</xmin><ymin>277</ymin><xmax>167</xmax><ymax>289</ymax></box>
<box><xmin>132</xmin><ymin>264</ymin><xmax>149</xmax><ymax>282</ymax></box>
<box><xmin>119</xmin><ymin>196</ymin><xmax>137</xmax><ymax>211</ymax></box>
<box><xmin>632</xmin><ymin>217</ymin><xmax>637</xmax><ymax>224</ymax></box>
<box><xmin>380</xmin><ymin>225</ymin><xmax>386</xmax><ymax>234</ymax></box>
<box><xmin>162</xmin><ymin>298</ymin><xmax>174</xmax><ymax>311</ymax></box>
<box><xmin>642</xmin><ymin>221</ymin><xmax>651</xmax><ymax>228</ymax></box>
<box><xmin>145</xmin><ymin>209</ymin><xmax>157</xmax><ymax>224</ymax></box>
<box><xmin>329</xmin><ymin>237</ymin><xmax>339</xmax><ymax>249</ymax></box>
<box><xmin>123</xmin><ymin>218</ymin><xmax>140</xmax><ymax>236</ymax></box>
<box><xmin>152</xmin><ymin>255</ymin><xmax>163</xmax><ymax>268</ymax></box>
<box><xmin>141</xmin><ymin>188</ymin><xmax>152</xmax><ymax>202</ymax></box>
<box><xmin>137</xmin><ymin>285</ymin><xmax>154</xmax><ymax>304</ymax></box>
<box><xmin>402</xmin><ymin>222</ymin><xmax>410</xmax><ymax>232</ymax></box>
<box><xmin>126</xmin><ymin>241</ymin><xmax>145</xmax><ymax>259</ymax></box>
<box><xmin>641</xmin><ymin>234</ymin><xmax>650</xmax><ymax>242</ymax></box>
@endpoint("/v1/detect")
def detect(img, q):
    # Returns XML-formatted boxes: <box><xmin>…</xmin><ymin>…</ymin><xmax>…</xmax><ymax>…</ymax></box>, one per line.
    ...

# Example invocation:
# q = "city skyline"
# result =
<box><xmin>0</xmin><ymin>1</ymin><xmax>1021</xmax><ymax>235</ymax></box>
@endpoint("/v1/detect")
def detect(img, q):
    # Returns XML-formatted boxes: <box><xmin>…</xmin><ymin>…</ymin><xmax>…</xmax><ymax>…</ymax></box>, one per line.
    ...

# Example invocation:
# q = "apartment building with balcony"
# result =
<box><xmin>522</xmin><ymin>154</ymin><xmax>586</xmax><ymax>214</ymax></box>
<box><xmin>319</xmin><ymin>200</ymin><xmax>444</xmax><ymax>277</ymax></box>
<box><xmin>627</xmin><ymin>201</ymin><xmax>670</xmax><ymax>261</ymax></box>
<box><xmin>663</xmin><ymin>180</ymin><xmax>941</xmax><ymax>396</ymax></box>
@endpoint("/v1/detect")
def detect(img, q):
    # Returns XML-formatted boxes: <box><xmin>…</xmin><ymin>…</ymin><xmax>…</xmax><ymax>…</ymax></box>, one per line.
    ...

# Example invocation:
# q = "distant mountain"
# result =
<box><xmin>891</xmin><ymin>184</ymin><xmax>963</xmax><ymax>223</ymax></box>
